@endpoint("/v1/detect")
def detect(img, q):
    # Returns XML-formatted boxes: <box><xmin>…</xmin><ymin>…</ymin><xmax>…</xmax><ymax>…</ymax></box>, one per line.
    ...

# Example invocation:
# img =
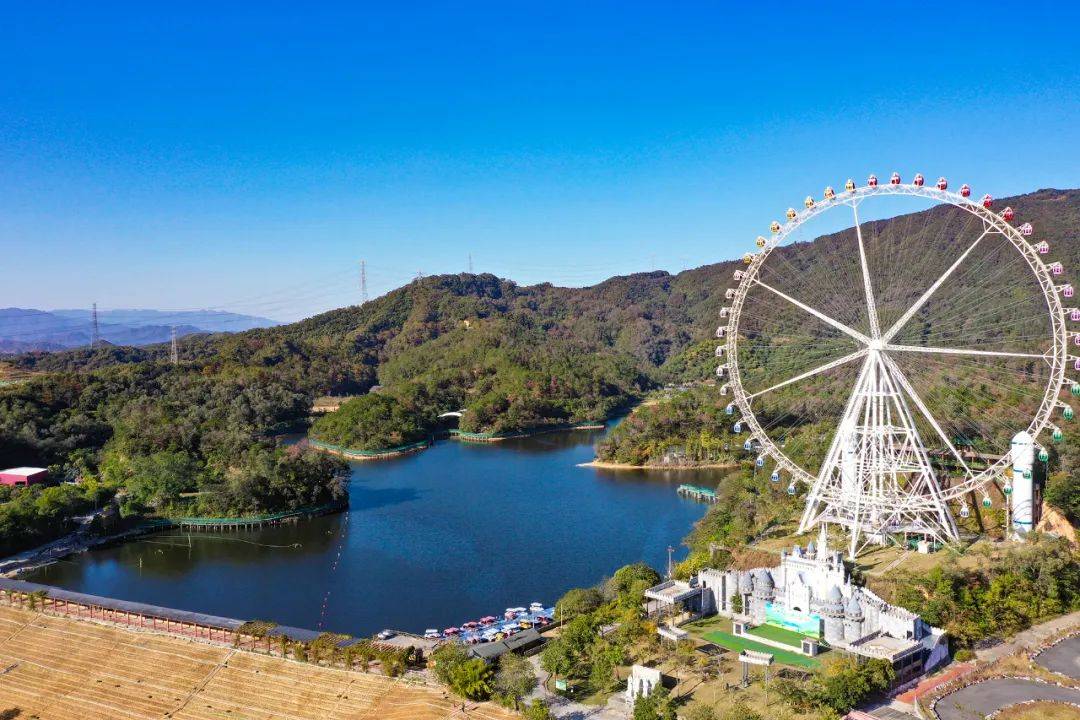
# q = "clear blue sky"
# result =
<box><xmin>3</xmin><ymin>2</ymin><xmax>1079</xmax><ymax>321</ymax></box>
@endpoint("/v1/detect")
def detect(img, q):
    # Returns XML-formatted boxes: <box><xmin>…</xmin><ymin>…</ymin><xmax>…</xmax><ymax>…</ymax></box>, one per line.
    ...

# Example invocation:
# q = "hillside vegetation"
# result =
<box><xmin>3</xmin><ymin>188</ymin><xmax>1079</xmax><ymax>548</ymax></box>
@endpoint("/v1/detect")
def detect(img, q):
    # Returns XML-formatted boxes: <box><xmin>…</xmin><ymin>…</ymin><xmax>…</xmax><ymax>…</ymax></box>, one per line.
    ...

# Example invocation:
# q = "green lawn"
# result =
<box><xmin>745</xmin><ymin>623</ymin><xmax>815</xmax><ymax>648</ymax></box>
<box><xmin>702</xmin><ymin>631</ymin><xmax>821</xmax><ymax>668</ymax></box>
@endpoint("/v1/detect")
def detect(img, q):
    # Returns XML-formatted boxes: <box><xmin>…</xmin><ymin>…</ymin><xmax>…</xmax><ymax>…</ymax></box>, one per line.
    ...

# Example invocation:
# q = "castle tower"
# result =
<box><xmin>751</xmin><ymin>570</ymin><xmax>774</xmax><ymax>624</ymax></box>
<box><xmin>843</xmin><ymin>593</ymin><xmax>865</xmax><ymax>643</ymax></box>
<box><xmin>822</xmin><ymin>585</ymin><xmax>844</xmax><ymax>645</ymax></box>
<box><xmin>737</xmin><ymin>572</ymin><xmax>754</xmax><ymax>616</ymax></box>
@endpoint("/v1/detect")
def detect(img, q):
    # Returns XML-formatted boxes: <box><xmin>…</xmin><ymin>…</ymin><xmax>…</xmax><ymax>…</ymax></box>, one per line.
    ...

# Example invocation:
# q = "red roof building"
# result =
<box><xmin>0</xmin><ymin>467</ymin><xmax>48</xmax><ymax>486</ymax></box>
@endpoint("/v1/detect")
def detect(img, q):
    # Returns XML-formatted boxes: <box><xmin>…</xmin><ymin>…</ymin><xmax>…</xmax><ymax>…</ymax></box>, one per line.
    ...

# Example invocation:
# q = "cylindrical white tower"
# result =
<box><xmin>1010</xmin><ymin>431</ymin><xmax>1036</xmax><ymax>536</ymax></box>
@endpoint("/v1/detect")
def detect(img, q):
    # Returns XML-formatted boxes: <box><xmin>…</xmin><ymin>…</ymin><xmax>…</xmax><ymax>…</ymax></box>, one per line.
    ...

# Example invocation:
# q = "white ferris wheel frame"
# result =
<box><xmin>722</xmin><ymin>182</ymin><xmax>1068</xmax><ymax>542</ymax></box>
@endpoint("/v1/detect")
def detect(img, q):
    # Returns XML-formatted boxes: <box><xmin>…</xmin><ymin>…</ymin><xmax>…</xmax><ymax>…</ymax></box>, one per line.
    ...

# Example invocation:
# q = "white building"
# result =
<box><xmin>649</xmin><ymin>528</ymin><xmax>949</xmax><ymax>683</ymax></box>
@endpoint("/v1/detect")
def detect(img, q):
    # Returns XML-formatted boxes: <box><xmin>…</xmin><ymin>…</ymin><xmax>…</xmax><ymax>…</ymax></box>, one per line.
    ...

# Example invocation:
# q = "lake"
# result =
<box><xmin>26</xmin><ymin>428</ymin><xmax>722</xmax><ymax>637</ymax></box>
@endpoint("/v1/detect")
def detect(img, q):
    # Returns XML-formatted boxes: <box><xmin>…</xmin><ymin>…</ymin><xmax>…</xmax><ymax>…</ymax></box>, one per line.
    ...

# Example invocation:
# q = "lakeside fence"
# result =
<box><xmin>0</xmin><ymin>577</ymin><xmax>429</xmax><ymax>666</ymax></box>
<box><xmin>307</xmin><ymin>438</ymin><xmax>431</xmax><ymax>459</ymax></box>
<box><xmin>113</xmin><ymin>499</ymin><xmax>348</xmax><ymax>538</ymax></box>
<box><xmin>448</xmin><ymin>421</ymin><xmax>606</xmax><ymax>443</ymax></box>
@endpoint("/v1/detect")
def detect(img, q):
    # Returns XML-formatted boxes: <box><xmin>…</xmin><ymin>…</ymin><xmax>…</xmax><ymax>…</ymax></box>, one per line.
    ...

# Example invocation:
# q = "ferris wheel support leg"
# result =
<box><xmin>798</xmin><ymin>354</ymin><xmax>874</xmax><ymax>537</ymax></box>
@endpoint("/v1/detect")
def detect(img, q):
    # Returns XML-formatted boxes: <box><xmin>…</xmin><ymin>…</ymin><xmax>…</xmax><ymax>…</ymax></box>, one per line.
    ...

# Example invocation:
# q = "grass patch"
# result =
<box><xmin>745</xmin><ymin>623</ymin><xmax>815</xmax><ymax>648</ymax></box>
<box><xmin>703</xmin><ymin>631</ymin><xmax>820</xmax><ymax>668</ymax></box>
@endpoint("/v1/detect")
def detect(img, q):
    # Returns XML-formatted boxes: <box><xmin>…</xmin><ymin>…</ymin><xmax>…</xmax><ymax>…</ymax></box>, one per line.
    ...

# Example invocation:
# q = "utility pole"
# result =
<box><xmin>359</xmin><ymin>260</ymin><xmax>368</xmax><ymax>304</ymax></box>
<box><xmin>170</xmin><ymin>326</ymin><xmax>179</xmax><ymax>365</ymax></box>
<box><xmin>667</xmin><ymin>545</ymin><xmax>675</xmax><ymax>579</ymax></box>
<box><xmin>90</xmin><ymin>303</ymin><xmax>100</xmax><ymax>349</ymax></box>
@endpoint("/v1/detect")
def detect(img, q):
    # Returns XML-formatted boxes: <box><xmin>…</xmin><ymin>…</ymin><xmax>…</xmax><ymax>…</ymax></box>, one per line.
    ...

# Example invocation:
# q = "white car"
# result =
<box><xmin>377</xmin><ymin>629</ymin><xmax>396</xmax><ymax>641</ymax></box>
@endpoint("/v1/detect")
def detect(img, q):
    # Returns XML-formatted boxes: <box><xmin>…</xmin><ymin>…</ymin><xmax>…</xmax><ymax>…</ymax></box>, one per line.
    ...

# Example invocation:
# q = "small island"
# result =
<box><xmin>591</xmin><ymin>386</ymin><xmax>738</xmax><ymax>469</ymax></box>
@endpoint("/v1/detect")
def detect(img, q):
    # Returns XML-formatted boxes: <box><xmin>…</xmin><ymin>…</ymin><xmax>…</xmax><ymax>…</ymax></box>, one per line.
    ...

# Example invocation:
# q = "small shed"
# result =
<box><xmin>0</xmin><ymin>467</ymin><xmax>47</xmax><ymax>486</ymax></box>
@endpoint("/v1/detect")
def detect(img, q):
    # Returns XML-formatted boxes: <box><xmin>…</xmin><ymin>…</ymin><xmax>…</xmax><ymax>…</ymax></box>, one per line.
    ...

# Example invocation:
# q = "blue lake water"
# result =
<box><xmin>26</xmin><ymin>428</ymin><xmax>719</xmax><ymax>637</ymax></box>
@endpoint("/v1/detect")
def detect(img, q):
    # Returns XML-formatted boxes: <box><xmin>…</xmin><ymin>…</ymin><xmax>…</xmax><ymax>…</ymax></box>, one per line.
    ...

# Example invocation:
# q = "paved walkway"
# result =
<box><xmin>895</xmin><ymin>663</ymin><xmax>976</xmax><ymax>706</ymax></box>
<box><xmin>976</xmin><ymin>610</ymin><xmax>1080</xmax><ymax>663</ymax></box>
<box><xmin>932</xmin><ymin>677</ymin><xmax>1080</xmax><ymax>720</ymax></box>
<box><xmin>1035</xmin><ymin>633</ymin><xmax>1080</xmax><ymax>680</ymax></box>
<box><xmin>526</xmin><ymin>656</ymin><xmax>626</xmax><ymax>720</ymax></box>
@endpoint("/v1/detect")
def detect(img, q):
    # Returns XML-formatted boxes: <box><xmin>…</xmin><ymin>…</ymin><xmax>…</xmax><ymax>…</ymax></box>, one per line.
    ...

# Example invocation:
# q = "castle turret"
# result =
<box><xmin>751</xmin><ymin>570</ymin><xmax>774</xmax><ymax>623</ymax></box>
<box><xmin>843</xmin><ymin>593</ymin><xmax>865</xmax><ymax>643</ymax></box>
<box><xmin>822</xmin><ymin>585</ymin><xmax>844</xmax><ymax>645</ymax></box>
<box><xmin>737</xmin><ymin>572</ymin><xmax>754</xmax><ymax>616</ymax></box>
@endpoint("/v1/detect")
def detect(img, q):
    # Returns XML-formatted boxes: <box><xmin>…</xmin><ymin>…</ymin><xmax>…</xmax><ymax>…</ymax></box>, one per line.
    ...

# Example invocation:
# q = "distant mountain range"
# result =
<box><xmin>0</xmin><ymin>308</ymin><xmax>281</xmax><ymax>352</ymax></box>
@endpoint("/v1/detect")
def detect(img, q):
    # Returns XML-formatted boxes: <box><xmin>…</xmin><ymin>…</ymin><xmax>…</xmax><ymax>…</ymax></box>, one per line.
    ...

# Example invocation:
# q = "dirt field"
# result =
<box><xmin>0</xmin><ymin>606</ymin><xmax>514</xmax><ymax>720</ymax></box>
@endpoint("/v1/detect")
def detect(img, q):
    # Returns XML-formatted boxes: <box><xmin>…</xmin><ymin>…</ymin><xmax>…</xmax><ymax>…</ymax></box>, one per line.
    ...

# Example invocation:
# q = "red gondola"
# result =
<box><xmin>867</xmin><ymin>174</ymin><xmax>878</xmax><ymax>187</ymax></box>
<box><xmin>981</xmin><ymin>194</ymin><xmax>993</xmax><ymax>208</ymax></box>
<box><xmin>936</xmin><ymin>177</ymin><xmax>948</xmax><ymax>190</ymax></box>
<box><xmin>913</xmin><ymin>173</ymin><xmax>924</xmax><ymax>187</ymax></box>
<box><xmin>960</xmin><ymin>184</ymin><xmax>971</xmax><ymax>197</ymax></box>
<box><xmin>890</xmin><ymin>172</ymin><xmax>901</xmax><ymax>185</ymax></box>
<box><xmin>1002</xmin><ymin>207</ymin><xmax>1015</xmax><ymax>222</ymax></box>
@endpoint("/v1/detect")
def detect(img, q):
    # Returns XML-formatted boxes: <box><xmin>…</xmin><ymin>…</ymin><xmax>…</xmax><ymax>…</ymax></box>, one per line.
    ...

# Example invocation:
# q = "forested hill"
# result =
<box><xmin>6</xmin><ymin>188</ymin><xmax>1080</xmax><ymax>447</ymax></box>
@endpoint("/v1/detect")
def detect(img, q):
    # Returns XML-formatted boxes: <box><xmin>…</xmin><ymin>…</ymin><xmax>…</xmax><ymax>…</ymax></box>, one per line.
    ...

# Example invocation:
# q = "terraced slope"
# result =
<box><xmin>0</xmin><ymin>606</ymin><xmax>512</xmax><ymax>720</ymax></box>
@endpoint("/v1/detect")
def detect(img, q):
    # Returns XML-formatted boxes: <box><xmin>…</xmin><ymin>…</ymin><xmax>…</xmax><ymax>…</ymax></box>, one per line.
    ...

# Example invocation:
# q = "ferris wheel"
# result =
<box><xmin>717</xmin><ymin>174</ymin><xmax>1072</xmax><ymax>557</ymax></box>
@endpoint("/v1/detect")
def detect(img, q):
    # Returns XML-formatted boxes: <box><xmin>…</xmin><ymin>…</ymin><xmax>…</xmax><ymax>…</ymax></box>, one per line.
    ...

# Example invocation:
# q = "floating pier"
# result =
<box><xmin>677</xmin><ymin>484</ymin><xmax>719</xmax><ymax>503</ymax></box>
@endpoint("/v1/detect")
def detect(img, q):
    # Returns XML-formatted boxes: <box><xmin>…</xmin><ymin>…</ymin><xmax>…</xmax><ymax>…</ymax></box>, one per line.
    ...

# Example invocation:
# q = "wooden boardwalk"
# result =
<box><xmin>0</xmin><ymin>606</ymin><xmax>514</xmax><ymax>720</ymax></box>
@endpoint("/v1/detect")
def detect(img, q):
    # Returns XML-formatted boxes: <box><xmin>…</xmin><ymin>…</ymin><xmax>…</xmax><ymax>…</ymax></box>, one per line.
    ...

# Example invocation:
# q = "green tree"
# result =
<box><xmin>555</xmin><ymin>586</ymin><xmax>604</xmax><ymax>620</ymax></box>
<box><xmin>521</xmin><ymin>699</ymin><xmax>555</xmax><ymax>720</ymax></box>
<box><xmin>609</xmin><ymin>563</ymin><xmax>661</xmax><ymax>607</ymax></box>
<box><xmin>808</xmin><ymin>656</ymin><xmax>893</xmax><ymax>715</ymax></box>
<box><xmin>493</xmin><ymin>652</ymin><xmax>537</xmax><ymax>709</ymax></box>
<box><xmin>631</xmin><ymin>688</ymin><xmax>676</xmax><ymax>720</ymax></box>
<box><xmin>431</xmin><ymin>642</ymin><xmax>470</xmax><ymax>686</ymax></box>
<box><xmin>448</xmin><ymin>658</ymin><xmax>494</xmax><ymax>701</ymax></box>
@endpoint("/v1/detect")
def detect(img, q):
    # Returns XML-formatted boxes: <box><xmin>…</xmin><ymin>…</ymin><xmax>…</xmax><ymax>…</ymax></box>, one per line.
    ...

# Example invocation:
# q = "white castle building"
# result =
<box><xmin>645</xmin><ymin>529</ymin><xmax>949</xmax><ymax>683</ymax></box>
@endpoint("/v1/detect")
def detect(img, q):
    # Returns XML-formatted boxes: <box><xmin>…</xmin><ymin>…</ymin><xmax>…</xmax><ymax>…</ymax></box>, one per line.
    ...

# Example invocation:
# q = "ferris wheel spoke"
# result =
<box><xmin>745</xmin><ymin>348</ymin><xmax>868</xmax><ymax>401</ymax></box>
<box><xmin>851</xmin><ymin>202</ymin><xmax>881</xmax><ymax>338</ymax></box>
<box><xmin>751</xmin><ymin>278</ymin><xmax>871</xmax><ymax>345</ymax></box>
<box><xmin>885</xmin><ymin>343</ymin><xmax>1047</xmax><ymax>360</ymax></box>
<box><xmin>881</xmin><ymin>228</ymin><xmax>993</xmax><ymax>343</ymax></box>
<box><xmin>882</xmin><ymin>353</ymin><xmax>975</xmax><ymax>480</ymax></box>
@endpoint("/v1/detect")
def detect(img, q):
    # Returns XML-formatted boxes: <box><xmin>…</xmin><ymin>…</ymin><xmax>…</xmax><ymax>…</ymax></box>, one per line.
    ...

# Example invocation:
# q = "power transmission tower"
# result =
<box><xmin>359</xmin><ymin>260</ymin><xmax>368</xmax><ymax>304</ymax></box>
<box><xmin>170</xmin><ymin>326</ymin><xmax>179</xmax><ymax>365</ymax></box>
<box><xmin>467</xmin><ymin>253</ymin><xmax>473</xmax><ymax>274</ymax></box>
<box><xmin>414</xmin><ymin>270</ymin><xmax>424</xmax><ymax>282</ymax></box>
<box><xmin>90</xmin><ymin>303</ymin><xmax>100</xmax><ymax>349</ymax></box>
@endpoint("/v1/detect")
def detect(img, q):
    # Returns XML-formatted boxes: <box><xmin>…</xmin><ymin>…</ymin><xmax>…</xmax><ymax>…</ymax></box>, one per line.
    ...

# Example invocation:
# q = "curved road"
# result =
<box><xmin>1036</xmin><ymin>635</ymin><xmax>1080</xmax><ymax>680</ymax></box>
<box><xmin>934</xmin><ymin>678</ymin><xmax>1080</xmax><ymax>720</ymax></box>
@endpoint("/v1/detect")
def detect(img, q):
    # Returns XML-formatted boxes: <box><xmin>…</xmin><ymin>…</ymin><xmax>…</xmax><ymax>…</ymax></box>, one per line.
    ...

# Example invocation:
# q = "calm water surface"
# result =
<box><xmin>27</xmin><ymin>428</ymin><xmax>723</xmax><ymax>636</ymax></box>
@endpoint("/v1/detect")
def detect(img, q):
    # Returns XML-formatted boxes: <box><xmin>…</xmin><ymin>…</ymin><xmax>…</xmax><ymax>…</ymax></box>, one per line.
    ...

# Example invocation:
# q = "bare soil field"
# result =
<box><xmin>0</xmin><ymin>606</ymin><xmax>514</xmax><ymax>720</ymax></box>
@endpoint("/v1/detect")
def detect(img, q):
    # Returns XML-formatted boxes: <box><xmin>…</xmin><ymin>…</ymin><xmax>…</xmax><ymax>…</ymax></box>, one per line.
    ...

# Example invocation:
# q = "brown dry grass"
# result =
<box><xmin>0</xmin><ymin>606</ymin><xmax>514</xmax><ymax>720</ymax></box>
<box><xmin>996</xmin><ymin>701</ymin><xmax>1080</xmax><ymax>720</ymax></box>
